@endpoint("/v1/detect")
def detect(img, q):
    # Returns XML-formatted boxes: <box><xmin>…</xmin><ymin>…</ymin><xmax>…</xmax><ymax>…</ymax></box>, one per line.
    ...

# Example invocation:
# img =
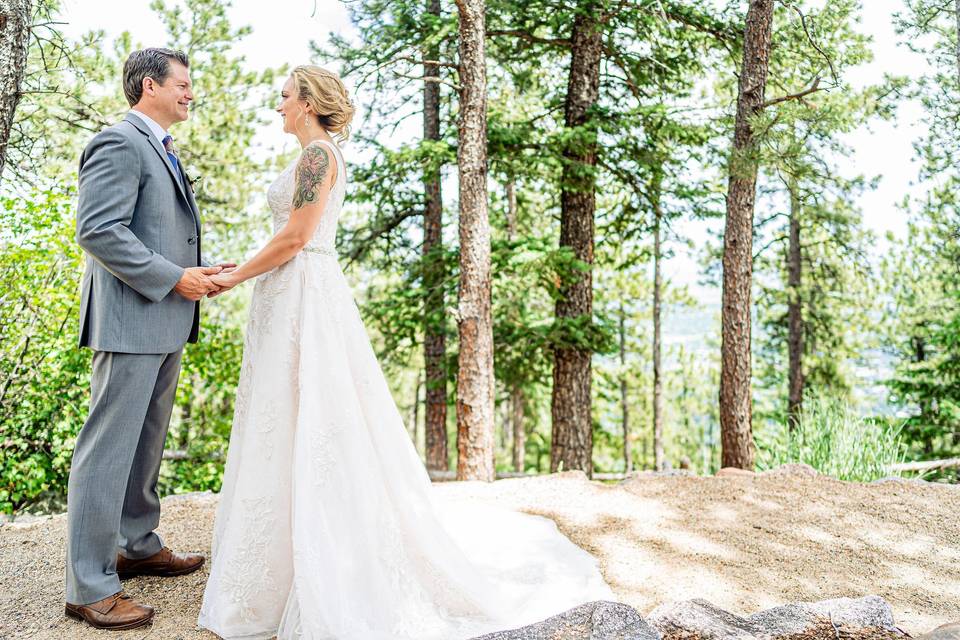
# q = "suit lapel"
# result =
<box><xmin>123</xmin><ymin>113</ymin><xmax>192</xmax><ymax>212</ymax></box>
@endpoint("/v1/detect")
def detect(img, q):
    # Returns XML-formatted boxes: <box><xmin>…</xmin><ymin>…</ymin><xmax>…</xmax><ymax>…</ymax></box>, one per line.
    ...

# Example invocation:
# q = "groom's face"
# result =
<box><xmin>148</xmin><ymin>61</ymin><xmax>193</xmax><ymax>125</ymax></box>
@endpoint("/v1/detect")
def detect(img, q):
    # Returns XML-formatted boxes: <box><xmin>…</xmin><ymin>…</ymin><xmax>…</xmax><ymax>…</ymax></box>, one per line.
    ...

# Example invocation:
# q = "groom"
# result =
<box><xmin>65</xmin><ymin>48</ymin><xmax>233</xmax><ymax>630</ymax></box>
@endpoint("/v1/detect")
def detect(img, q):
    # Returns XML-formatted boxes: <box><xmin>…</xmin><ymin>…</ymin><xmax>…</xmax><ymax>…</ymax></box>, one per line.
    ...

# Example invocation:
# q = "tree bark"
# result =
<box><xmin>511</xmin><ymin>386</ymin><xmax>525</xmax><ymax>472</ymax></box>
<box><xmin>455</xmin><ymin>0</ymin><xmax>495</xmax><ymax>481</ymax></box>
<box><xmin>551</xmin><ymin>4</ymin><xmax>602</xmax><ymax>477</ymax></box>
<box><xmin>410</xmin><ymin>368</ymin><xmax>423</xmax><ymax>448</ymax></box>
<box><xmin>955</xmin><ymin>0</ymin><xmax>960</xmax><ymax>85</ymax></box>
<box><xmin>179</xmin><ymin>392</ymin><xmax>193</xmax><ymax>451</ymax></box>
<box><xmin>719</xmin><ymin>0</ymin><xmax>773</xmax><ymax>470</ymax></box>
<box><xmin>423</xmin><ymin>0</ymin><xmax>448</xmax><ymax>472</ymax></box>
<box><xmin>653</xmin><ymin>197</ymin><xmax>665</xmax><ymax>471</ymax></box>
<box><xmin>786</xmin><ymin>182</ymin><xmax>804</xmax><ymax>429</ymax></box>
<box><xmin>619</xmin><ymin>301</ymin><xmax>632</xmax><ymax>473</ymax></box>
<box><xmin>0</xmin><ymin>0</ymin><xmax>32</xmax><ymax>178</ymax></box>
<box><xmin>504</xmin><ymin>175</ymin><xmax>526</xmax><ymax>473</ymax></box>
<box><xmin>505</xmin><ymin>177</ymin><xmax>517</xmax><ymax>238</ymax></box>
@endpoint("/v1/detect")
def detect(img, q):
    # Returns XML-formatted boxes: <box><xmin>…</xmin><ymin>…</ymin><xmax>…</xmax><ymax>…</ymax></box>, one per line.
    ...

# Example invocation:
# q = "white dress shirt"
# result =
<box><xmin>128</xmin><ymin>109</ymin><xmax>171</xmax><ymax>147</ymax></box>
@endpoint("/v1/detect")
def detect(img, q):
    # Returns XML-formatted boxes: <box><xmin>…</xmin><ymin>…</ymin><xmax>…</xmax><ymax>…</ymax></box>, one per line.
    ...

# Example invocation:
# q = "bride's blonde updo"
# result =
<box><xmin>291</xmin><ymin>65</ymin><xmax>355</xmax><ymax>142</ymax></box>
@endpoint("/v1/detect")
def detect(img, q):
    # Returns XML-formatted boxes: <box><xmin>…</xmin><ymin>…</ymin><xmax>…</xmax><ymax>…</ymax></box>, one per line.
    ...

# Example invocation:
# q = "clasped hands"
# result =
<box><xmin>173</xmin><ymin>263</ymin><xmax>242</xmax><ymax>301</ymax></box>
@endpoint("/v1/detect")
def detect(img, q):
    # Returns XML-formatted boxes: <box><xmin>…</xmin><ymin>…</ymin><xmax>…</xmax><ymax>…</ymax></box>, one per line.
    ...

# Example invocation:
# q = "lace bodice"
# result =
<box><xmin>266</xmin><ymin>138</ymin><xmax>346</xmax><ymax>254</ymax></box>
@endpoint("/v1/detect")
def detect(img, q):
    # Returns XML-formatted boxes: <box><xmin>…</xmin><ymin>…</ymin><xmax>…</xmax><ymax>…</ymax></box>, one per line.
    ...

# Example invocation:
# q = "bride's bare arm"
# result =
<box><xmin>209</xmin><ymin>143</ymin><xmax>337</xmax><ymax>294</ymax></box>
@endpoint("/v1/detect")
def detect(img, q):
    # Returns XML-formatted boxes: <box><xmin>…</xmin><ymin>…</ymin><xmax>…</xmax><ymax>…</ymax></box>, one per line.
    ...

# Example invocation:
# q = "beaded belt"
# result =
<box><xmin>303</xmin><ymin>246</ymin><xmax>338</xmax><ymax>257</ymax></box>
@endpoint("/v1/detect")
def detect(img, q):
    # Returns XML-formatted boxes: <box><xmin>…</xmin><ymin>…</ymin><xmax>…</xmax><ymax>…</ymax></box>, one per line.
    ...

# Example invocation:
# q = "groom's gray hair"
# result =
<box><xmin>122</xmin><ymin>47</ymin><xmax>190</xmax><ymax>107</ymax></box>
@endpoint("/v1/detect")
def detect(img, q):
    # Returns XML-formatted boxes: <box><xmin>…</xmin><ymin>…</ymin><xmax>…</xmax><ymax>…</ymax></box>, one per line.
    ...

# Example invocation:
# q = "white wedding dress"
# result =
<box><xmin>197</xmin><ymin>139</ymin><xmax>613</xmax><ymax>640</ymax></box>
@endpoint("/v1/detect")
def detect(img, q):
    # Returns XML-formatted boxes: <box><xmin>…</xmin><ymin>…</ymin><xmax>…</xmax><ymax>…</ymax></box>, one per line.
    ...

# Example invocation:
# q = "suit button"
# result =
<box><xmin>187</xmin><ymin>236</ymin><xmax>197</xmax><ymax>245</ymax></box>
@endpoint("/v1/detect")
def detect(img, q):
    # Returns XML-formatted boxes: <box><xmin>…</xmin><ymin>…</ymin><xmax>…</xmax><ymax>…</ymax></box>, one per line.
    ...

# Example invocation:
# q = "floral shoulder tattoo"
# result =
<box><xmin>293</xmin><ymin>144</ymin><xmax>331</xmax><ymax>209</ymax></box>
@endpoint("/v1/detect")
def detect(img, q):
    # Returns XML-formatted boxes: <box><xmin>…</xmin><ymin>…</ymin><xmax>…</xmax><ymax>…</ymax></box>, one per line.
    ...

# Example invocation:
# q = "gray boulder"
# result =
<box><xmin>648</xmin><ymin>596</ymin><xmax>901</xmax><ymax>640</ymax></box>
<box><xmin>917</xmin><ymin>623</ymin><xmax>960</xmax><ymax>640</ymax></box>
<box><xmin>748</xmin><ymin>596</ymin><xmax>898</xmax><ymax>637</ymax></box>
<box><xmin>761</xmin><ymin>463</ymin><xmax>819</xmax><ymax>478</ymax></box>
<box><xmin>471</xmin><ymin>601</ymin><xmax>660</xmax><ymax>640</ymax></box>
<box><xmin>647</xmin><ymin>599</ymin><xmax>765</xmax><ymax>640</ymax></box>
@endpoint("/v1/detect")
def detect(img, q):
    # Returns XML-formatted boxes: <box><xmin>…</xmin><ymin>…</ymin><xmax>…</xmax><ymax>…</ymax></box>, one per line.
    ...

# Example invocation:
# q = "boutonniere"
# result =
<box><xmin>185</xmin><ymin>171</ymin><xmax>203</xmax><ymax>191</ymax></box>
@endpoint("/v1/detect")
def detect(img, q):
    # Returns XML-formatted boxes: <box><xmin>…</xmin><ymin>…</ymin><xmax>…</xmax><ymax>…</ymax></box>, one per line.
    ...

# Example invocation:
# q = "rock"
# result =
<box><xmin>870</xmin><ymin>477</ymin><xmax>960</xmax><ymax>491</ymax></box>
<box><xmin>648</xmin><ymin>597</ymin><xmax>900</xmax><ymax>640</ymax></box>
<box><xmin>164</xmin><ymin>490</ymin><xmax>218</xmax><ymax>504</ymax></box>
<box><xmin>761</xmin><ymin>463</ymin><xmax>819</xmax><ymax>478</ymax></box>
<box><xmin>6</xmin><ymin>513</ymin><xmax>53</xmax><ymax>528</ymax></box>
<box><xmin>917</xmin><ymin>623</ymin><xmax>960</xmax><ymax>640</ymax></box>
<box><xmin>647</xmin><ymin>599</ymin><xmax>764</xmax><ymax>640</ymax></box>
<box><xmin>798</xmin><ymin>595</ymin><xmax>896</xmax><ymax>631</ymax></box>
<box><xmin>715</xmin><ymin>467</ymin><xmax>757</xmax><ymax>478</ymax></box>
<box><xmin>748</xmin><ymin>596</ymin><xmax>898</xmax><ymax>637</ymax></box>
<box><xmin>471</xmin><ymin>601</ymin><xmax>659</xmax><ymax>640</ymax></box>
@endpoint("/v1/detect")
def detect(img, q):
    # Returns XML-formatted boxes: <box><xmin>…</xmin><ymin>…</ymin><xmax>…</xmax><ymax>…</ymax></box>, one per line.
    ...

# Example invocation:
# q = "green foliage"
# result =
<box><xmin>882</xmin><ymin>216</ymin><xmax>960</xmax><ymax>481</ymax></box>
<box><xmin>885</xmin><ymin>0</ymin><xmax>960</xmax><ymax>481</ymax></box>
<box><xmin>756</xmin><ymin>395</ymin><xmax>906</xmax><ymax>482</ymax></box>
<box><xmin>0</xmin><ymin>189</ymin><xmax>88</xmax><ymax>513</ymax></box>
<box><xmin>159</xmin><ymin>318</ymin><xmax>245</xmax><ymax>495</ymax></box>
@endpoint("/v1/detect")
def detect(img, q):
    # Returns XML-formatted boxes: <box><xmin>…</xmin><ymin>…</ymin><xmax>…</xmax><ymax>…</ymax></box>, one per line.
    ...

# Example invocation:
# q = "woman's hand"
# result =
<box><xmin>207</xmin><ymin>270</ymin><xmax>242</xmax><ymax>298</ymax></box>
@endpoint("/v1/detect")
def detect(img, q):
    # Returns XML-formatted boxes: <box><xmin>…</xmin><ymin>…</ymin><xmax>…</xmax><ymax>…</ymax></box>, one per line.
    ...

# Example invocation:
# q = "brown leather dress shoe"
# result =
<box><xmin>65</xmin><ymin>591</ymin><xmax>154</xmax><ymax>630</ymax></box>
<box><xmin>116</xmin><ymin>546</ymin><xmax>205</xmax><ymax>580</ymax></box>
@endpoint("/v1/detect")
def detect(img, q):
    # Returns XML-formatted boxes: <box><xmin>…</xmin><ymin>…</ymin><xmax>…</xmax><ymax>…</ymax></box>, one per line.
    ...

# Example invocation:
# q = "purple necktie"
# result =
<box><xmin>162</xmin><ymin>134</ymin><xmax>183</xmax><ymax>183</ymax></box>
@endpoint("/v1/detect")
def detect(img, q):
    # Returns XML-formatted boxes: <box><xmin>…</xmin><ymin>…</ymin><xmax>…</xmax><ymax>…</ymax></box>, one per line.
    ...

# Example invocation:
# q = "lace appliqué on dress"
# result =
<box><xmin>219</xmin><ymin>496</ymin><xmax>279</xmax><ymax>624</ymax></box>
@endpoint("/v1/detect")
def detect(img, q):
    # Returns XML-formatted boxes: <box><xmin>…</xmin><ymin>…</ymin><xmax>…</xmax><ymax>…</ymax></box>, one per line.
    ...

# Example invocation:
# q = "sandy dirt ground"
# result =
<box><xmin>1</xmin><ymin>470</ymin><xmax>957</xmax><ymax>639</ymax></box>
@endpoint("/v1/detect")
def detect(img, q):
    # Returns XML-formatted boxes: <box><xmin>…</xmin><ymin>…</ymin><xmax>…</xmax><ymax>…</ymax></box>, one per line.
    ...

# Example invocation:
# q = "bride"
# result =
<box><xmin>196</xmin><ymin>65</ymin><xmax>613</xmax><ymax>640</ymax></box>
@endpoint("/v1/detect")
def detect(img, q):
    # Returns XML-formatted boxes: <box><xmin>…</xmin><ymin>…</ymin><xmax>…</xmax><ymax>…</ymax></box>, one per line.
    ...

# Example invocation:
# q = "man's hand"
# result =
<box><xmin>174</xmin><ymin>266</ymin><xmax>223</xmax><ymax>301</ymax></box>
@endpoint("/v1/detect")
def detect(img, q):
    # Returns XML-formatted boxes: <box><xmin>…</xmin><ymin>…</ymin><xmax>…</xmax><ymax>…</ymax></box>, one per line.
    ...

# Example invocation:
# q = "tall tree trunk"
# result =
<box><xmin>719</xmin><ymin>0</ymin><xmax>773</xmax><ymax>470</ymax></box>
<box><xmin>499</xmin><ymin>391</ymin><xmax>510</xmax><ymax>452</ymax></box>
<box><xmin>505</xmin><ymin>177</ymin><xmax>518</xmax><ymax>237</ymax></box>
<box><xmin>652</xmin><ymin>191</ymin><xmax>665</xmax><ymax>472</ymax></box>
<box><xmin>423</xmin><ymin>0</ymin><xmax>448</xmax><ymax>471</ymax></box>
<box><xmin>641</xmin><ymin>424</ymin><xmax>649</xmax><ymax>470</ymax></box>
<box><xmin>511</xmin><ymin>387</ymin><xmax>525</xmax><ymax>472</ymax></box>
<box><xmin>551</xmin><ymin>4</ymin><xmax>602</xmax><ymax>477</ymax></box>
<box><xmin>786</xmin><ymin>182</ymin><xmax>804</xmax><ymax>429</ymax></box>
<box><xmin>0</xmin><ymin>0</ymin><xmax>32</xmax><ymax>178</ymax></box>
<box><xmin>410</xmin><ymin>368</ymin><xmax>423</xmax><ymax>446</ymax></box>
<box><xmin>619</xmin><ymin>301</ymin><xmax>632</xmax><ymax>473</ymax></box>
<box><xmin>179</xmin><ymin>391</ymin><xmax>193</xmax><ymax>451</ymax></box>
<box><xmin>504</xmin><ymin>175</ymin><xmax>526</xmax><ymax>473</ymax></box>
<box><xmin>455</xmin><ymin>0</ymin><xmax>495</xmax><ymax>481</ymax></box>
<box><xmin>955</xmin><ymin>0</ymin><xmax>960</xmax><ymax>84</ymax></box>
<box><xmin>912</xmin><ymin>335</ymin><xmax>935</xmax><ymax>454</ymax></box>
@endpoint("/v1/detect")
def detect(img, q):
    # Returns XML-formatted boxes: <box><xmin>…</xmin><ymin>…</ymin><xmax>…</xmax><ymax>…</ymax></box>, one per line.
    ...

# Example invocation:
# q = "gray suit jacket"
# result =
<box><xmin>77</xmin><ymin>113</ymin><xmax>208</xmax><ymax>354</ymax></box>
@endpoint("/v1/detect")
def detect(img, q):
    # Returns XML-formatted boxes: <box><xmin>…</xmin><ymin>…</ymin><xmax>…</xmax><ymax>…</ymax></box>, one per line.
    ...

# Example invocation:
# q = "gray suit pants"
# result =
<box><xmin>65</xmin><ymin>349</ymin><xmax>183</xmax><ymax>604</ymax></box>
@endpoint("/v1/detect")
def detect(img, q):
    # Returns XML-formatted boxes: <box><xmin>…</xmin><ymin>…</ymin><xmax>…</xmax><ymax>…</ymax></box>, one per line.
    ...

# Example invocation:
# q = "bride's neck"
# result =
<box><xmin>295</xmin><ymin>128</ymin><xmax>332</xmax><ymax>149</ymax></box>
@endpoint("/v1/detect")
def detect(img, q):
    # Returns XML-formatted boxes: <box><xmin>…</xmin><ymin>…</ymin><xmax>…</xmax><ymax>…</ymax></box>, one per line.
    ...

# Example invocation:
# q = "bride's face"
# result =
<box><xmin>276</xmin><ymin>76</ymin><xmax>309</xmax><ymax>134</ymax></box>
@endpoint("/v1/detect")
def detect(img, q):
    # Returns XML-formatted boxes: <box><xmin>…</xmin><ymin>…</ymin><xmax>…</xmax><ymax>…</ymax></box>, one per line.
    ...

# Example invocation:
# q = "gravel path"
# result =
<box><xmin>1</xmin><ymin>470</ymin><xmax>957</xmax><ymax>639</ymax></box>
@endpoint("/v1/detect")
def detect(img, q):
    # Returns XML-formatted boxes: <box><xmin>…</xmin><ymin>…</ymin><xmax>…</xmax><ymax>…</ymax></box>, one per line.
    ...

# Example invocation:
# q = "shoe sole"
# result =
<box><xmin>117</xmin><ymin>560</ymin><xmax>204</xmax><ymax>581</ymax></box>
<box><xmin>65</xmin><ymin>606</ymin><xmax>155</xmax><ymax>630</ymax></box>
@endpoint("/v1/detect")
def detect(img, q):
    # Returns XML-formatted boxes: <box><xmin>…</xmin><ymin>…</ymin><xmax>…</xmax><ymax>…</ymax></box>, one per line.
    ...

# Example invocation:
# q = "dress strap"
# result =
<box><xmin>307</xmin><ymin>138</ymin><xmax>342</xmax><ymax>185</ymax></box>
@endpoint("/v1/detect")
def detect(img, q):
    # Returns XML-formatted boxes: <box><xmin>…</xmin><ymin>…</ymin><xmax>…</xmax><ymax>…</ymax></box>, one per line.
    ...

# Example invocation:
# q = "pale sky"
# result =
<box><xmin>58</xmin><ymin>0</ymin><xmax>929</xmax><ymax>306</ymax></box>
